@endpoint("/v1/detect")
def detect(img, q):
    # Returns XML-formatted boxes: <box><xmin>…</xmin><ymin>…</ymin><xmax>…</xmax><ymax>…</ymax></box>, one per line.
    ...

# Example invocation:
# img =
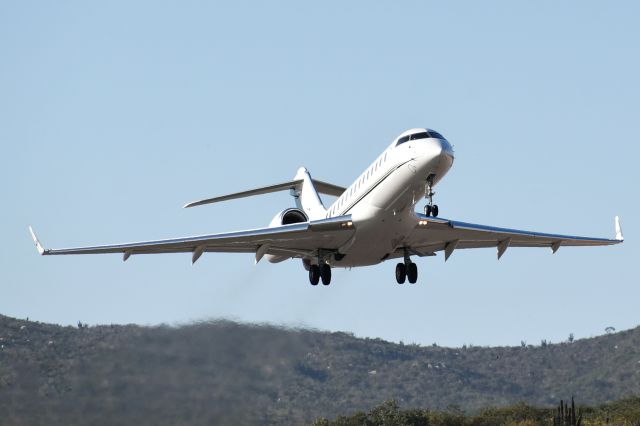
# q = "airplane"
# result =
<box><xmin>29</xmin><ymin>128</ymin><xmax>624</xmax><ymax>286</ymax></box>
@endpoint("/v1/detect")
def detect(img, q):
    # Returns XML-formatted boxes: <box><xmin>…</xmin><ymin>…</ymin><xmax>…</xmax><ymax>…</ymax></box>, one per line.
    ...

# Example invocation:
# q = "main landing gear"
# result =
<box><xmin>395</xmin><ymin>250</ymin><xmax>418</xmax><ymax>284</ymax></box>
<box><xmin>423</xmin><ymin>175</ymin><xmax>439</xmax><ymax>217</ymax></box>
<box><xmin>309</xmin><ymin>262</ymin><xmax>331</xmax><ymax>286</ymax></box>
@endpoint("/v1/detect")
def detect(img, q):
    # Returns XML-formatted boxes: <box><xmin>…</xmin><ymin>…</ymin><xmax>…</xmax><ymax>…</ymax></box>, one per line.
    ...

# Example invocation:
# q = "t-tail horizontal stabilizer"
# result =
<box><xmin>184</xmin><ymin>176</ymin><xmax>346</xmax><ymax>208</ymax></box>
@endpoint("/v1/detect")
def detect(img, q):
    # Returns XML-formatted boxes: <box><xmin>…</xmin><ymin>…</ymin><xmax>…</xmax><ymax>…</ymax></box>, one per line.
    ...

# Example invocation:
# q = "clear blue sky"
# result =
<box><xmin>1</xmin><ymin>1</ymin><xmax>637</xmax><ymax>347</ymax></box>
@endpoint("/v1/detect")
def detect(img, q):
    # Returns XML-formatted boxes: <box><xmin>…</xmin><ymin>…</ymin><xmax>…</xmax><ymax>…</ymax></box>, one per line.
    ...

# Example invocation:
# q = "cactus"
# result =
<box><xmin>553</xmin><ymin>397</ymin><xmax>582</xmax><ymax>426</ymax></box>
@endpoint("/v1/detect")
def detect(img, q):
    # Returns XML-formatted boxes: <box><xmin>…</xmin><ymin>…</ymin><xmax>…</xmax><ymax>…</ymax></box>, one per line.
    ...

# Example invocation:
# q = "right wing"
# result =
<box><xmin>29</xmin><ymin>216</ymin><xmax>355</xmax><ymax>264</ymax></box>
<box><xmin>404</xmin><ymin>214</ymin><xmax>623</xmax><ymax>261</ymax></box>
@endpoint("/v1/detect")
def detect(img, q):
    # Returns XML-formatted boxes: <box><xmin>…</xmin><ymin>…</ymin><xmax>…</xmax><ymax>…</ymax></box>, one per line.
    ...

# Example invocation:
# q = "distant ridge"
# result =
<box><xmin>1</xmin><ymin>314</ymin><xmax>639</xmax><ymax>425</ymax></box>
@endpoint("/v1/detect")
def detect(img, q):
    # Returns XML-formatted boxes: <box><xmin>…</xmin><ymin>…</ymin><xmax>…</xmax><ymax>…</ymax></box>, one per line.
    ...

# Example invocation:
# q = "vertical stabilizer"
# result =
<box><xmin>293</xmin><ymin>167</ymin><xmax>327</xmax><ymax>220</ymax></box>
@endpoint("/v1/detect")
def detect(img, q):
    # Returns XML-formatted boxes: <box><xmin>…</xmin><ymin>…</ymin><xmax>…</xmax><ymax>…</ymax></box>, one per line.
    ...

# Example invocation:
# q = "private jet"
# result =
<box><xmin>29</xmin><ymin>128</ymin><xmax>624</xmax><ymax>285</ymax></box>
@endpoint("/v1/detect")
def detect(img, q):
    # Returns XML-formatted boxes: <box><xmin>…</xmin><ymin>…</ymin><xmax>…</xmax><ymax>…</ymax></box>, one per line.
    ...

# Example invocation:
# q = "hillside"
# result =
<box><xmin>1</xmin><ymin>314</ymin><xmax>639</xmax><ymax>425</ymax></box>
<box><xmin>313</xmin><ymin>398</ymin><xmax>640</xmax><ymax>425</ymax></box>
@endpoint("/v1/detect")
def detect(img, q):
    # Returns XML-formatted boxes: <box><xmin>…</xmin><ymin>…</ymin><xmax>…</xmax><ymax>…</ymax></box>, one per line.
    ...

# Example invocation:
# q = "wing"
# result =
<box><xmin>405</xmin><ymin>214</ymin><xmax>623</xmax><ymax>260</ymax></box>
<box><xmin>29</xmin><ymin>216</ymin><xmax>355</xmax><ymax>264</ymax></box>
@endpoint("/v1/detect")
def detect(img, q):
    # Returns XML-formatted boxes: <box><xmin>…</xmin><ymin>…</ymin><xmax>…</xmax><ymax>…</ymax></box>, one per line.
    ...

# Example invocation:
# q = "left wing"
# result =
<box><xmin>29</xmin><ymin>216</ymin><xmax>355</xmax><ymax>264</ymax></box>
<box><xmin>405</xmin><ymin>214</ymin><xmax>623</xmax><ymax>260</ymax></box>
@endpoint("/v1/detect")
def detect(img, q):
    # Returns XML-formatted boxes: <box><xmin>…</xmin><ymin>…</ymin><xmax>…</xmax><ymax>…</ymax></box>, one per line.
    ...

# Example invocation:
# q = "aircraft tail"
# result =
<box><xmin>293</xmin><ymin>167</ymin><xmax>327</xmax><ymax>220</ymax></box>
<box><xmin>183</xmin><ymin>168</ymin><xmax>344</xmax><ymax>220</ymax></box>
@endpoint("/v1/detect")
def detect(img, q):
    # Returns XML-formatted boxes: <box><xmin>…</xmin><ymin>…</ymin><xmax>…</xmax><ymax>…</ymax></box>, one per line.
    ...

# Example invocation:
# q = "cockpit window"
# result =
<box><xmin>409</xmin><ymin>132</ymin><xmax>429</xmax><ymax>141</ymax></box>
<box><xmin>397</xmin><ymin>135</ymin><xmax>410</xmax><ymax>145</ymax></box>
<box><xmin>396</xmin><ymin>130</ymin><xmax>447</xmax><ymax>147</ymax></box>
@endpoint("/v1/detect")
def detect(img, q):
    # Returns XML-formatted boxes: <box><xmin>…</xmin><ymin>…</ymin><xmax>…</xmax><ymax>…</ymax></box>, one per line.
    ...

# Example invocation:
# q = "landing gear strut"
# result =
<box><xmin>395</xmin><ymin>249</ymin><xmax>418</xmax><ymax>284</ymax></box>
<box><xmin>424</xmin><ymin>175</ymin><xmax>439</xmax><ymax>217</ymax></box>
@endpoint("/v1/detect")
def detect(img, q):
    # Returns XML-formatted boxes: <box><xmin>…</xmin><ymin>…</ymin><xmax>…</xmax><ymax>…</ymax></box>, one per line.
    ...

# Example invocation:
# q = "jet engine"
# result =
<box><xmin>264</xmin><ymin>208</ymin><xmax>308</xmax><ymax>263</ymax></box>
<box><xmin>268</xmin><ymin>208</ymin><xmax>308</xmax><ymax>227</ymax></box>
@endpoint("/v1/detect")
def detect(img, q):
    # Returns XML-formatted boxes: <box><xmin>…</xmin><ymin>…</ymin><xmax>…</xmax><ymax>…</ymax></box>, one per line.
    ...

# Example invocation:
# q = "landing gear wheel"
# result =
<box><xmin>424</xmin><ymin>205</ymin><xmax>432</xmax><ymax>216</ymax></box>
<box><xmin>431</xmin><ymin>205</ymin><xmax>439</xmax><ymax>217</ymax></box>
<box><xmin>395</xmin><ymin>263</ymin><xmax>406</xmax><ymax>284</ymax></box>
<box><xmin>320</xmin><ymin>264</ymin><xmax>332</xmax><ymax>286</ymax></box>
<box><xmin>309</xmin><ymin>265</ymin><xmax>320</xmax><ymax>286</ymax></box>
<box><xmin>407</xmin><ymin>262</ymin><xmax>418</xmax><ymax>284</ymax></box>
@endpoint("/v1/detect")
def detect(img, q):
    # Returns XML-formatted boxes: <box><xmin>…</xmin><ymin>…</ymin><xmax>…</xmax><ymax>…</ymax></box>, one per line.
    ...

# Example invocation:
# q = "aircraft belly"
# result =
<box><xmin>333</xmin><ymin>204</ymin><xmax>418</xmax><ymax>268</ymax></box>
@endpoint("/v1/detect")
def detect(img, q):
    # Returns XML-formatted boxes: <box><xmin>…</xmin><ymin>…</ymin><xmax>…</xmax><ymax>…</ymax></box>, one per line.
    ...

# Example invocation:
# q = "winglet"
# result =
<box><xmin>28</xmin><ymin>226</ymin><xmax>46</xmax><ymax>255</ymax></box>
<box><xmin>615</xmin><ymin>216</ymin><xmax>624</xmax><ymax>241</ymax></box>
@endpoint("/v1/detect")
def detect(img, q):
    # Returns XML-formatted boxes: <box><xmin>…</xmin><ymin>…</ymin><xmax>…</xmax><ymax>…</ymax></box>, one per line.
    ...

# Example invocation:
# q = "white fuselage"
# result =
<box><xmin>326</xmin><ymin>136</ymin><xmax>454</xmax><ymax>267</ymax></box>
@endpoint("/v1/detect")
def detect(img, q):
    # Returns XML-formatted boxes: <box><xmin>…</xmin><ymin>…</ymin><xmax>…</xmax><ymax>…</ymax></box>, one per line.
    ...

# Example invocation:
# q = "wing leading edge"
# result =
<box><xmin>29</xmin><ymin>215</ymin><xmax>355</xmax><ymax>264</ymax></box>
<box><xmin>409</xmin><ymin>214</ymin><xmax>623</xmax><ymax>260</ymax></box>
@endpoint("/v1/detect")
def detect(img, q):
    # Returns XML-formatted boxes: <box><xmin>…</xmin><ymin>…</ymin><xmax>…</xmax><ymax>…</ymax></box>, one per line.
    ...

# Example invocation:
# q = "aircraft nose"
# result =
<box><xmin>413</xmin><ymin>137</ymin><xmax>455</xmax><ymax>167</ymax></box>
<box><xmin>438</xmin><ymin>138</ymin><xmax>454</xmax><ymax>161</ymax></box>
<box><xmin>424</xmin><ymin>137</ymin><xmax>454</xmax><ymax>160</ymax></box>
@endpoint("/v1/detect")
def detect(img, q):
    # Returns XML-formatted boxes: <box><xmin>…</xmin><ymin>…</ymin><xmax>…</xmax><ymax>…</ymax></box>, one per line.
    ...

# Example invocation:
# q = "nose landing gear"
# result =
<box><xmin>424</xmin><ymin>204</ymin><xmax>439</xmax><ymax>217</ymax></box>
<box><xmin>424</xmin><ymin>175</ymin><xmax>439</xmax><ymax>217</ymax></box>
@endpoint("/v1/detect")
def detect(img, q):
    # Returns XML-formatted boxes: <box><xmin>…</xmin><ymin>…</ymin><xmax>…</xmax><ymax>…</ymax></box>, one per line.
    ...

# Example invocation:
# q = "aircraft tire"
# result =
<box><xmin>407</xmin><ymin>262</ymin><xmax>418</xmax><ymax>284</ymax></box>
<box><xmin>309</xmin><ymin>265</ymin><xmax>320</xmax><ymax>286</ymax></box>
<box><xmin>432</xmin><ymin>205</ymin><xmax>439</xmax><ymax>217</ymax></box>
<box><xmin>320</xmin><ymin>264</ymin><xmax>331</xmax><ymax>285</ymax></box>
<box><xmin>395</xmin><ymin>263</ymin><xmax>406</xmax><ymax>284</ymax></box>
<box><xmin>424</xmin><ymin>205</ymin><xmax>432</xmax><ymax>216</ymax></box>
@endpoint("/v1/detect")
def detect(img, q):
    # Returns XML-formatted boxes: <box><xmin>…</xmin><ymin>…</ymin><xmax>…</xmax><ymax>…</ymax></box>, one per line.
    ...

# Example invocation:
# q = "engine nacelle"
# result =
<box><xmin>265</xmin><ymin>208</ymin><xmax>308</xmax><ymax>263</ymax></box>
<box><xmin>268</xmin><ymin>208</ymin><xmax>308</xmax><ymax>227</ymax></box>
